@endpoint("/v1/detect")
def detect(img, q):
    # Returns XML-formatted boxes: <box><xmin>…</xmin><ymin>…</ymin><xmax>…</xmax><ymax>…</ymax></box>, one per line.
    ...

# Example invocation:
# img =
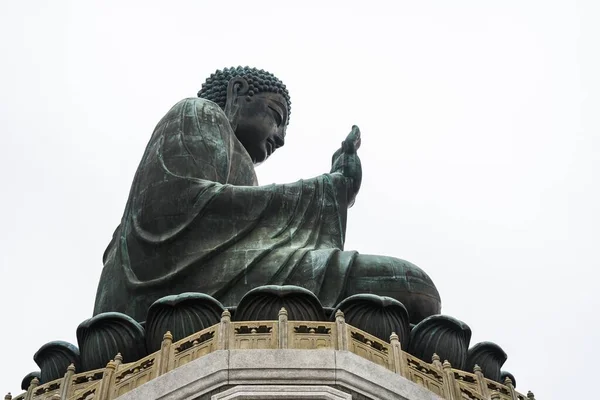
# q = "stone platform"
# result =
<box><xmin>116</xmin><ymin>349</ymin><xmax>441</xmax><ymax>400</ymax></box>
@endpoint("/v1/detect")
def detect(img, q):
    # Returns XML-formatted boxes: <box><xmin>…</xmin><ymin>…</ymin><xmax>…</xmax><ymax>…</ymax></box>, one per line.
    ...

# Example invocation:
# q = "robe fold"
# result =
<box><xmin>94</xmin><ymin>98</ymin><xmax>357</xmax><ymax>321</ymax></box>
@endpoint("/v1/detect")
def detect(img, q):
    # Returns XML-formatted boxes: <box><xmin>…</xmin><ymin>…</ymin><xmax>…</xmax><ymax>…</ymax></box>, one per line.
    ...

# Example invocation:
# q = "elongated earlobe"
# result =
<box><xmin>224</xmin><ymin>77</ymin><xmax>249</xmax><ymax>131</ymax></box>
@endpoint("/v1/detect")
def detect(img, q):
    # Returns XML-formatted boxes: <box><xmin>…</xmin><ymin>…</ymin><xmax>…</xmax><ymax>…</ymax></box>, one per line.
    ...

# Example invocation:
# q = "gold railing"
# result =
<box><xmin>9</xmin><ymin>309</ymin><xmax>534</xmax><ymax>400</ymax></box>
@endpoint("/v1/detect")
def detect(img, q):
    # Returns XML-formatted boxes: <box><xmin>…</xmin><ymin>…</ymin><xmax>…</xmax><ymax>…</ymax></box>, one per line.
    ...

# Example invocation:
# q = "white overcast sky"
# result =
<box><xmin>1</xmin><ymin>1</ymin><xmax>598</xmax><ymax>398</ymax></box>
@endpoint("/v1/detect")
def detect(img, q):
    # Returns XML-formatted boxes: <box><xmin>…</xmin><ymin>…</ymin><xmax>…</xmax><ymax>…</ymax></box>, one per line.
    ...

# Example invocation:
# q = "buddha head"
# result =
<box><xmin>198</xmin><ymin>66</ymin><xmax>291</xmax><ymax>164</ymax></box>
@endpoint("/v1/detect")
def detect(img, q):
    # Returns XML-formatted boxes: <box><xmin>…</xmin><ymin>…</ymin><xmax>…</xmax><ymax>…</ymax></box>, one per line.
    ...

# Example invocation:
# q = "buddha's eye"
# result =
<box><xmin>268</xmin><ymin>105</ymin><xmax>283</xmax><ymax>127</ymax></box>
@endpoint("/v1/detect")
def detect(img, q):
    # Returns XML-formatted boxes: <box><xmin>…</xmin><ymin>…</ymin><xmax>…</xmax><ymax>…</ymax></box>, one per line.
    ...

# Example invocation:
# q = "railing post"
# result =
<box><xmin>474</xmin><ymin>364</ymin><xmax>491</xmax><ymax>399</ymax></box>
<box><xmin>24</xmin><ymin>377</ymin><xmax>39</xmax><ymax>400</ymax></box>
<box><xmin>335</xmin><ymin>310</ymin><xmax>348</xmax><ymax>351</ymax></box>
<box><xmin>431</xmin><ymin>353</ymin><xmax>443</xmax><ymax>370</ymax></box>
<box><xmin>158</xmin><ymin>332</ymin><xmax>173</xmax><ymax>376</ymax></box>
<box><xmin>96</xmin><ymin>358</ymin><xmax>117</xmax><ymax>400</ymax></box>
<box><xmin>389</xmin><ymin>332</ymin><xmax>407</xmax><ymax>377</ymax></box>
<box><xmin>218</xmin><ymin>310</ymin><xmax>232</xmax><ymax>350</ymax></box>
<box><xmin>441</xmin><ymin>360</ymin><xmax>460</xmax><ymax>400</ymax></box>
<box><xmin>59</xmin><ymin>363</ymin><xmax>76</xmax><ymax>399</ymax></box>
<box><xmin>504</xmin><ymin>377</ymin><xmax>518</xmax><ymax>400</ymax></box>
<box><xmin>278</xmin><ymin>308</ymin><xmax>288</xmax><ymax>349</ymax></box>
<box><xmin>114</xmin><ymin>353</ymin><xmax>123</xmax><ymax>369</ymax></box>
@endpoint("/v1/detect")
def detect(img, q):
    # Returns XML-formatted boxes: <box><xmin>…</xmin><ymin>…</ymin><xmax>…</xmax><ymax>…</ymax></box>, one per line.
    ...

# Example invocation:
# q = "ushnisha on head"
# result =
<box><xmin>198</xmin><ymin>66</ymin><xmax>291</xmax><ymax>164</ymax></box>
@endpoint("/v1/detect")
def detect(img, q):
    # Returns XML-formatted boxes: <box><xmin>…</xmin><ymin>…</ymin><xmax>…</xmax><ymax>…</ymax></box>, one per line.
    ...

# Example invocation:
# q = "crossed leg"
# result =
<box><xmin>344</xmin><ymin>254</ymin><xmax>441</xmax><ymax>324</ymax></box>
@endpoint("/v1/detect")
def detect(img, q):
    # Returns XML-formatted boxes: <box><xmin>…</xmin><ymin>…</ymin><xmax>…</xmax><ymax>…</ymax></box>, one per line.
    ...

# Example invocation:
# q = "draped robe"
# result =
<box><xmin>94</xmin><ymin>98</ymin><xmax>358</xmax><ymax>321</ymax></box>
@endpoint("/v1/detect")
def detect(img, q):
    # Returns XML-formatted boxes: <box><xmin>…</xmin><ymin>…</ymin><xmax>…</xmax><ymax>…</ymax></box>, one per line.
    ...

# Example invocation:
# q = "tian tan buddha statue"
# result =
<box><xmin>93</xmin><ymin>66</ymin><xmax>441</xmax><ymax>324</ymax></box>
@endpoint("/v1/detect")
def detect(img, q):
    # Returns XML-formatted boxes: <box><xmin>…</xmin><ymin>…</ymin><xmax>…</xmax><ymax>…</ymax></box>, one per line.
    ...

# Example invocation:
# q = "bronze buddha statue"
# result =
<box><xmin>93</xmin><ymin>66</ymin><xmax>441</xmax><ymax>324</ymax></box>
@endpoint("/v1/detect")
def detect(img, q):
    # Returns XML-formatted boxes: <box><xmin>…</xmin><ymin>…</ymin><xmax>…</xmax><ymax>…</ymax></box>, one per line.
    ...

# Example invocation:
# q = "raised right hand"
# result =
<box><xmin>331</xmin><ymin>125</ymin><xmax>362</xmax><ymax>206</ymax></box>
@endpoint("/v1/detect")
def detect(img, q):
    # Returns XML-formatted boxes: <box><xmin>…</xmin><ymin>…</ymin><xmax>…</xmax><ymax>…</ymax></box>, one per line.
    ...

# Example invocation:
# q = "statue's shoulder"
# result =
<box><xmin>176</xmin><ymin>97</ymin><xmax>225</xmax><ymax>114</ymax></box>
<box><xmin>158</xmin><ymin>98</ymin><xmax>230</xmax><ymax>135</ymax></box>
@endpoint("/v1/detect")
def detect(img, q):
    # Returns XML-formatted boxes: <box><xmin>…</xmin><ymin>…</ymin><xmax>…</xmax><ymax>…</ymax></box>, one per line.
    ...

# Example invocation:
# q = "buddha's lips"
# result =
<box><xmin>266</xmin><ymin>139</ymin><xmax>275</xmax><ymax>156</ymax></box>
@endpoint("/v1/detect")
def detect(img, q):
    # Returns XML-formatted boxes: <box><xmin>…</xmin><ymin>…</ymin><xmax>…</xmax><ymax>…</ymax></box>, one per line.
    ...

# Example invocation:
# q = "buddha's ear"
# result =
<box><xmin>224</xmin><ymin>77</ymin><xmax>249</xmax><ymax>131</ymax></box>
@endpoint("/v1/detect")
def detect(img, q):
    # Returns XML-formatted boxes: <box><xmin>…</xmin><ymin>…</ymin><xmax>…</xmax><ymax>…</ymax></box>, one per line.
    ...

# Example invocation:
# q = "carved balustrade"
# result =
<box><xmin>8</xmin><ymin>310</ymin><xmax>534</xmax><ymax>400</ymax></box>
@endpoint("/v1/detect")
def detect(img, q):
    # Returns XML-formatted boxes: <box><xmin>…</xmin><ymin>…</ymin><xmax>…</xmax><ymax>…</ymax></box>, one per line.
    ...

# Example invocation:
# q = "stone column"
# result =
<box><xmin>24</xmin><ymin>377</ymin><xmax>39</xmax><ymax>400</ymax></box>
<box><xmin>335</xmin><ymin>310</ymin><xmax>348</xmax><ymax>351</ymax></box>
<box><xmin>389</xmin><ymin>333</ymin><xmax>407</xmax><ymax>377</ymax></box>
<box><xmin>114</xmin><ymin>353</ymin><xmax>123</xmax><ymax>369</ymax></box>
<box><xmin>218</xmin><ymin>310</ymin><xmax>232</xmax><ymax>350</ymax></box>
<box><xmin>58</xmin><ymin>363</ymin><xmax>76</xmax><ymax>399</ymax></box>
<box><xmin>442</xmin><ymin>360</ymin><xmax>461</xmax><ymax>400</ymax></box>
<box><xmin>504</xmin><ymin>377</ymin><xmax>518</xmax><ymax>400</ymax></box>
<box><xmin>96</xmin><ymin>359</ymin><xmax>117</xmax><ymax>400</ymax></box>
<box><xmin>158</xmin><ymin>332</ymin><xmax>173</xmax><ymax>376</ymax></box>
<box><xmin>278</xmin><ymin>308</ymin><xmax>288</xmax><ymax>349</ymax></box>
<box><xmin>473</xmin><ymin>364</ymin><xmax>491</xmax><ymax>399</ymax></box>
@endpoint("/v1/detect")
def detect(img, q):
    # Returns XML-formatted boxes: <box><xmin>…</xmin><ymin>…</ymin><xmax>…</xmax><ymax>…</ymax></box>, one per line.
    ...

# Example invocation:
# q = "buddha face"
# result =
<box><xmin>233</xmin><ymin>92</ymin><xmax>288</xmax><ymax>164</ymax></box>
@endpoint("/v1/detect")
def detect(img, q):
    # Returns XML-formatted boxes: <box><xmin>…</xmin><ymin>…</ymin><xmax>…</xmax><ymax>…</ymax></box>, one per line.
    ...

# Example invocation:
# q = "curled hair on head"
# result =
<box><xmin>197</xmin><ymin>66</ymin><xmax>291</xmax><ymax>124</ymax></box>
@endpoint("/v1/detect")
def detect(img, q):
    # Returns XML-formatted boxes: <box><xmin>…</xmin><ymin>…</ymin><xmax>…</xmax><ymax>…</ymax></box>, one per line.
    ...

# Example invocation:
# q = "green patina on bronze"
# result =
<box><xmin>93</xmin><ymin>66</ymin><xmax>441</xmax><ymax>324</ymax></box>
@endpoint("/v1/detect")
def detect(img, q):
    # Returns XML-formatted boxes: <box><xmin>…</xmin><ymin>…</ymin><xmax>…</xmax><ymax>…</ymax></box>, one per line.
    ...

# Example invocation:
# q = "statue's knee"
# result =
<box><xmin>346</xmin><ymin>254</ymin><xmax>441</xmax><ymax>323</ymax></box>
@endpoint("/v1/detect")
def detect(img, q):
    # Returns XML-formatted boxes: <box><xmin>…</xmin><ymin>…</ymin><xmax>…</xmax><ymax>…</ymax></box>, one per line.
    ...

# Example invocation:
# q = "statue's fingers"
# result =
<box><xmin>346</xmin><ymin>125</ymin><xmax>361</xmax><ymax>151</ymax></box>
<box><xmin>346</xmin><ymin>125</ymin><xmax>359</xmax><ymax>140</ymax></box>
